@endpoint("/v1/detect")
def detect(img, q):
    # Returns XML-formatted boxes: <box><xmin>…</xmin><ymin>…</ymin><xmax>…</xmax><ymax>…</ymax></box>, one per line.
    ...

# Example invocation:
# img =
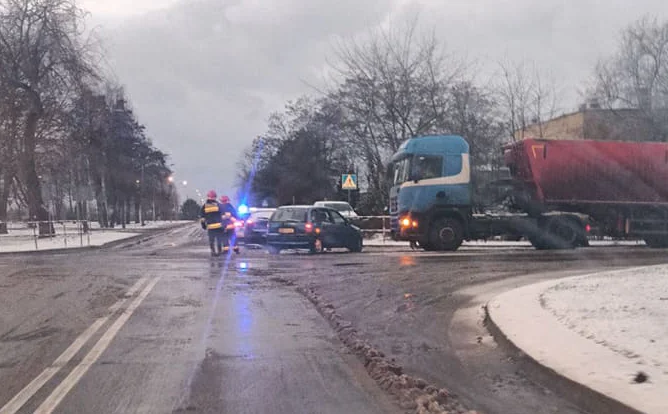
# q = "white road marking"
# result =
<box><xmin>0</xmin><ymin>277</ymin><xmax>149</xmax><ymax>414</ymax></box>
<box><xmin>33</xmin><ymin>276</ymin><xmax>161</xmax><ymax>414</ymax></box>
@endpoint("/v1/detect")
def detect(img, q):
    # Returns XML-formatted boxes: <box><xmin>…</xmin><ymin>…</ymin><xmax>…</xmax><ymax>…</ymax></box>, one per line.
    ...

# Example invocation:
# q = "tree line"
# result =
<box><xmin>0</xmin><ymin>0</ymin><xmax>175</xmax><ymax>234</ymax></box>
<box><xmin>237</xmin><ymin>16</ymin><xmax>668</xmax><ymax>215</ymax></box>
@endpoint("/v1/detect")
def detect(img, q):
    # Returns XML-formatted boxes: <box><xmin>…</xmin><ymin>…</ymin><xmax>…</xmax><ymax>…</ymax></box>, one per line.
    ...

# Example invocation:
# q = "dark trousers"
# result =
<box><xmin>208</xmin><ymin>228</ymin><xmax>225</xmax><ymax>252</ymax></box>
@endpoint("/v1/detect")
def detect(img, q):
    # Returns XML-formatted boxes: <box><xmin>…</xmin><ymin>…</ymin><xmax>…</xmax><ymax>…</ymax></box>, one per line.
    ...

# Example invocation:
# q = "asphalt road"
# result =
<box><xmin>1</xmin><ymin>226</ymin><xmax>667</xmax><ymax>414</ymax></box>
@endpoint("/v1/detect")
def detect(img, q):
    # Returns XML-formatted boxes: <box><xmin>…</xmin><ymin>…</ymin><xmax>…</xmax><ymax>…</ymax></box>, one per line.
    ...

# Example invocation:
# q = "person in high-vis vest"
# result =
<box><xmin>200</xmin><ymin>190</ymin><xmax>226</xmax><ymax>256</ymax></box>
<box><xmin>219</xmin><ymin>195</ymin><xmax>240</xmax><ymax>254</ymax></box>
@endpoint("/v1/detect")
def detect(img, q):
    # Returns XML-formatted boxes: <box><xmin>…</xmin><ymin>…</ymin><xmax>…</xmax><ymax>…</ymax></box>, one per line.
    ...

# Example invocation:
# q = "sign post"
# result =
<box><xmin>341</xmin><ymin>174</ymin><xmax>358</xmax><ymax>204</ymax></box>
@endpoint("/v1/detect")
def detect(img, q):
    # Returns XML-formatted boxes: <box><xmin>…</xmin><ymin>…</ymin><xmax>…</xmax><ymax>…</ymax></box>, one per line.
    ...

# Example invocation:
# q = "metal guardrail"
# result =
<box><xmin>352</xmin><ymin>216</ymin><xmax>392</xmax><ymax>243</ymax></box>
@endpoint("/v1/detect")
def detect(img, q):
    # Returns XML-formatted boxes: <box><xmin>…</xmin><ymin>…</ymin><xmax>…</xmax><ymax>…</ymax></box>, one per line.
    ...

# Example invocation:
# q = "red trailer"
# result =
<box><xmin>503</xmin><ymin>138</ymin><xmax>668</xmax><ymax>247</ymax></box>
<box><xmin>388</xmin><ymin>134</ymin><xmax>668</xmax><ymax>251</ymax></box>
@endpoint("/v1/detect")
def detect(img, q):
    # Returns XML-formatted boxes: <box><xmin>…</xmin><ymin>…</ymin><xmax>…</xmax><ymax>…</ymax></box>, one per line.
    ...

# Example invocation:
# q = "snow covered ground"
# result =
<box><xmin>0</xmin><ymin>231</ymin><xmax>140</xmax><ymax>253</ymax></box>
<box><xmin>362</xmin><ymin>232</ymin><xmax>647</xmax><ymax>248</ymax></box>
<box><xmin>488</xmin><ymin>266</ymin><xmax>668</xmax><ymax>414</ymax></box>
<box><xmin>89</xmin><ymin>220</ymin><xmax>192</xmax><ymax>230</ymax></box>
<box><xmin>542</xmin><ymin>267</ymin><xmax>668</xmax><ymax>382</ymax></box>
<box><xmin>0</xmin><ymin>220</ymin><xmax>192</xmax><ymax>253</ymax></box>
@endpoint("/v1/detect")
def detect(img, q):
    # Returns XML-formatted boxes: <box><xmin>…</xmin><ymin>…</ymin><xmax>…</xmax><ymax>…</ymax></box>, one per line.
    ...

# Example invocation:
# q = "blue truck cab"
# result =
<box><xmin>389</xmin><ymin>135</ymin><xmax>472</xmax><ymax>250</ymax></box>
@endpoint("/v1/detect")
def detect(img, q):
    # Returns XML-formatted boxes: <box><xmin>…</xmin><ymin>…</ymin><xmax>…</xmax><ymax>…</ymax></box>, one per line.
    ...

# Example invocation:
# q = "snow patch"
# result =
<box><xmin>543</xmin><ymin>268</ymin><xmax>668</xmax><ymax>374</ymax></box>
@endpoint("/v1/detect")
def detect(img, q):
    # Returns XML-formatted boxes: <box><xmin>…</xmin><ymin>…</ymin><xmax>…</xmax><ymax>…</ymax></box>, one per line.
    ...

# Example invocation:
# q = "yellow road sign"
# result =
<box><xmin>341</xmin><ymin>174</ymin><xmax>357</xmax><ymax>190</ymax></box>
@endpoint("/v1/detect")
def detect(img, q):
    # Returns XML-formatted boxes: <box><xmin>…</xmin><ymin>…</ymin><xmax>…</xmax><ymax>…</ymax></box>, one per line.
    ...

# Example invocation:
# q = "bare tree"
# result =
<box><xmin>0</xmin><ymin>0</ymin><xmax>96</xmax><ymax>231</ymax></box>
<box><xmin>496</xmin><ymin>60</ymin><xmax>559</xmax><ymax>140</ymax></box>
<box><xmin>327</xmin><ymin>18</ymin><xmax>466</xmax><ymax>211</ymax></box>
<box><xmin>447</xmin><ymin>81</ymin><xmax>505</xmax><ymax>166</ymax></box>
<box><xmin>0</xmin><ymin>86</ymin><xmax>20</xmax><ymax>231</ymax></box>
<box><xmin>593</xmin><ymin>15</ymin><xmax>668</xmax><ymax>140</ymax></box>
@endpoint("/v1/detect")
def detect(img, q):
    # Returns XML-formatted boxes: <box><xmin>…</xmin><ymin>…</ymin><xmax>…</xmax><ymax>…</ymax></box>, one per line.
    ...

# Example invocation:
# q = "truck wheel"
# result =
<box><xmin>430</xmin><ymin>218</ymin><xmax>464</xmax><ymax>251</ymax></box>
<box><xmin>529</xmin><ymin>216</ymin><xmax>579</xmax><ymax>250</ymax></box>
<box><xmin>528</xmin><ymin>235</ymin><xmax>550</xmax><ymax>250</ymax></box>
<box><xmin>421</xmin><ymin>242</ymin><xmax>438</xmax><ymax>251</ymax></box>
<box><xmin>546</xmin><ymin>216</ymin><xmax>579</xmax><ymax>249</ymax></box>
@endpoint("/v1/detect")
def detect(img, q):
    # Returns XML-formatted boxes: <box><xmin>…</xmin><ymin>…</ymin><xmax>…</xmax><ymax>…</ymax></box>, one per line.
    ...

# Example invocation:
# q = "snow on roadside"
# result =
<box><xmin>542</xmin><ymin>267</ymin><xmax>668</xmax><ymax>378</ymax></box>
<box><xmin>88</xmin><ymin>220</ymin><xmax>192</xmax><ymax>230</ymax></box>
<box><xmin>0</xmin><ymin>231</ymin><xmax>141</xmax><ymax>253</ymax></box>
<box><xmin>362</xmin><ymin>232</ymin><xmax>647</xmax><ymax>248</ymax></box>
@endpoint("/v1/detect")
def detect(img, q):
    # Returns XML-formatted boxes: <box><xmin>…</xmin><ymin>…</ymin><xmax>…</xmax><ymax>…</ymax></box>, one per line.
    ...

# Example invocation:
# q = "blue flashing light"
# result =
<box><xmin>238</xmin><ymin>204</ymin><xmax>249</xmax><ymax>215</ymax></box>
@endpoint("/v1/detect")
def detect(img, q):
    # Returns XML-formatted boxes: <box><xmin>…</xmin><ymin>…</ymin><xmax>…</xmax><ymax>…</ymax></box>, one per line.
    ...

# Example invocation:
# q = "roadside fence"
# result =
<box><xmin>352</xmin><ymin>216</ymin><xmax>392</xmax><ymax>242</ymax></box>
<box><xmin>0</xmin><ymin>220</ymin><xmax>94</xmax><ymax>251</ymax></box>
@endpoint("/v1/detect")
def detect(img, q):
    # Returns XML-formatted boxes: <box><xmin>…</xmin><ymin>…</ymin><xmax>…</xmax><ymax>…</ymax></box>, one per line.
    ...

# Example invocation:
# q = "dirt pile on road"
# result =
<box><xmin>295</xmin><ymin>284</ymin><xmax>479</xmax><ymax>414</ymax></box>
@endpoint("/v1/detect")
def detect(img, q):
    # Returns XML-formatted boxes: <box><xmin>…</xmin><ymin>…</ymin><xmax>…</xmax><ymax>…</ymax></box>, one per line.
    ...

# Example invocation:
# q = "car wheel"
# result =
<box><xmin>309</xmin><ymin>239</ymin><xmax>323</xmax><ymax>254</ymax></box>
<box><xmin>349</xmin><ymin>236</ymin><xmax>363</xmax><ymax>253</ymax></box>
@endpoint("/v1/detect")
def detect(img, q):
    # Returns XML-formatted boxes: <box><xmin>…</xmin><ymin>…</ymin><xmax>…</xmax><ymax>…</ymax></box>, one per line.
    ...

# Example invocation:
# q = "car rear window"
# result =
<box><xmin>325</xmin><ymin>203</ymin><xmax>352</xmax><ymax>212</ymax></box>
<box><xmin>251</xmin><ymin>211</ymin><xmax>274</xmax><ymax>220</ymax></box>
<box><xmin>271</xmin><ymin>208</ymin><xmax>308</xmax><ymax>222</ymax></box>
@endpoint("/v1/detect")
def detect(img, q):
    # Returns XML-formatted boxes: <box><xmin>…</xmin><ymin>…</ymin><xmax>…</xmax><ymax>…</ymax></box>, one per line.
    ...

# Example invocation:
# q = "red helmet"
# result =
<box><xmin>206</xmin><ymin>190</ymin><xmax>217</xmax><ymax>200</ymax></box>
<box><xmin>220</xmin><ymin>195</ymin><xmax>230</xmax><ymax>204</ymax></box>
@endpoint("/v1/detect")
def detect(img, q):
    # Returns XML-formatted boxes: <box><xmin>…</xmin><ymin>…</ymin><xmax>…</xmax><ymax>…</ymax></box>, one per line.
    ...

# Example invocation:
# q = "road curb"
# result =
<box><xmin>0</xmin><ymin>222</ymin><xmax>194</xmax><ymax>257</ymax></box>
<box><xmin>484</xmin><ymin>286</ymin><xmax>643</xmax><ymax>414</ymax></box>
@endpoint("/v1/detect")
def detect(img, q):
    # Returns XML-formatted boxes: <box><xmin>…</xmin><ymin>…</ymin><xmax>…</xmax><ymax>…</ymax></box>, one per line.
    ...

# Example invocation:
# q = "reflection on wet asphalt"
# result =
<box><xmin>0</xmin><ymin>227</ymin><xmax>398</xmax><ymax>414</ymax></box>
<box><xmin>2</xmin><ymin>226</ymin><xmax>668</xmax><ymax>414</ymax></box>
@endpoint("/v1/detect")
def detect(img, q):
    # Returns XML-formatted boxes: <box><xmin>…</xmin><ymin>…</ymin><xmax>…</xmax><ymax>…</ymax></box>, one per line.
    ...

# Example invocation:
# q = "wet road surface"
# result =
<box><xmin>1</xmin><ymin>226</ymin><xmax>668</xmax><ymax>413</ymax></box>
<box><xmin>0</xmin><ymin>227</ymin><xmax>398</xmax><ymax>414</ymax></box>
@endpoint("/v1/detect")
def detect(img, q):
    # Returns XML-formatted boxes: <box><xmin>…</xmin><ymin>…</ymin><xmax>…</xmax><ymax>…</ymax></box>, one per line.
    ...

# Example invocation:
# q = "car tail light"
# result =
<box><xmin>305</xmin><ymin>222</ymin><xmax>313</xmax><ymax>233</ymax></box>
<box><xmin>246</xmin><ymin>219</ymin><xmax>253</xmax><ymax>225</ymax></box>
<box><xmin>234</xmin><ymin>220</ymin><xmax>243</xmax><ymax>227</ymax></box>
<box><xmin>585</xmin><ymin>224</ymin><xmax>591</xmax><ymax>233</ymax></box>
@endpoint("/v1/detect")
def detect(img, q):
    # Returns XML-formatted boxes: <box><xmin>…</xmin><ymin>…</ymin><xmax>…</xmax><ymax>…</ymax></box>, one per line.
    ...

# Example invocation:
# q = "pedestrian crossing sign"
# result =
<box><xmin>341</xmin><ymin>174</ymin><xmax>357</xmax><ymax>190</ymax></box>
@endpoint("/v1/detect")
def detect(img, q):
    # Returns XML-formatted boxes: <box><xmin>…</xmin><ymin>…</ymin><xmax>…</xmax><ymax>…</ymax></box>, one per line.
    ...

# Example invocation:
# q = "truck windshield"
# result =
<box><xmin>393</xmin><ymin>155</ymin><xmax>443</xmax><ymax>185</ymax></box>
<box><xmin>393</xmin><ymin>158</ymin><xmax>411</xmax><ymax>185</ymax></box>
<box><xmin>414</xmin><ymin>155</ymin><xmax>443</xmax><ymax>179</ymax></box>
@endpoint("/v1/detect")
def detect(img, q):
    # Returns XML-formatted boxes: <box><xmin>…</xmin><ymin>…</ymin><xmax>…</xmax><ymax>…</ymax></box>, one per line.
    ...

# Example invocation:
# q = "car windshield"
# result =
<box><xmin>270</xmin><ymin>208</ymin><xmax>308</xmax><ymax>222</ymax></box>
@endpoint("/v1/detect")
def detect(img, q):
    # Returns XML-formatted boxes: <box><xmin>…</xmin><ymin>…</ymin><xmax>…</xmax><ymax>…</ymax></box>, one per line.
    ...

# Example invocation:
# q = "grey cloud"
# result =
<box><xmin>100</xmin><ymin>0</ymin><xmax>397</xmax><ymax>199</ymax></box>
<box><xmin>98</xmin><ymin>0</ymin><xmax>666</xmax><ymax>201</ymax></box>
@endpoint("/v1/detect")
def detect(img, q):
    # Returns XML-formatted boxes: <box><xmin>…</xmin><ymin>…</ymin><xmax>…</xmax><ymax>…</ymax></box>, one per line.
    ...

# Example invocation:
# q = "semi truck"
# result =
<box><xmin>389</xmin><ymin>135</ymin><xmax>668</xmax><ymax>250</ymax></box>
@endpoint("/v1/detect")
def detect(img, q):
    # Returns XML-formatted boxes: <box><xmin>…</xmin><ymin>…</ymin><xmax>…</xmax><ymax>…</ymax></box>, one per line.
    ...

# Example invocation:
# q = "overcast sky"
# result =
<box><xmin>81</xmin><ymin>0</ymin><xmax>666</xmax><ymax>203</ymax></box>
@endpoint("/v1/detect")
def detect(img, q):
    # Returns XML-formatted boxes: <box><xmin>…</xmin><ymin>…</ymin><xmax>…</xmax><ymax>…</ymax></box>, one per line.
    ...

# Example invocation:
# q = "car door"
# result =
<box><xmin>324</xmin><ymin>209</ymin><xmax>353</xmax><ymax>247</ymax></box>
<box><xmin>311</xmin><ymin>208</ymin><xmax>337</xmax><ymax>247</ymax></box>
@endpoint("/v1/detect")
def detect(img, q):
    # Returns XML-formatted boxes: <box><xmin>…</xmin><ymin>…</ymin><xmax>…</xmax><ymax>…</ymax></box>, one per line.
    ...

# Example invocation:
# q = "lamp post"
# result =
<box><xmin>167</xmin><ymin>176</ymin><xmax>190</xmax><ymax>221</ymax></box>
<box><xmin>167</xmin><ymin>175</ymin><xmax>176</xmax><ymax>221</ymax></box>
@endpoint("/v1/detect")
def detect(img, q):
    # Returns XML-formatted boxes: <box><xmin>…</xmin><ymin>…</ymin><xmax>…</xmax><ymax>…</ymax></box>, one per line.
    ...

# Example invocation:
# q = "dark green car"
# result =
<box><xmin>266</xmin><ymin>205</ymin><xmax>363</xmax><ymax>254</ymax></box>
